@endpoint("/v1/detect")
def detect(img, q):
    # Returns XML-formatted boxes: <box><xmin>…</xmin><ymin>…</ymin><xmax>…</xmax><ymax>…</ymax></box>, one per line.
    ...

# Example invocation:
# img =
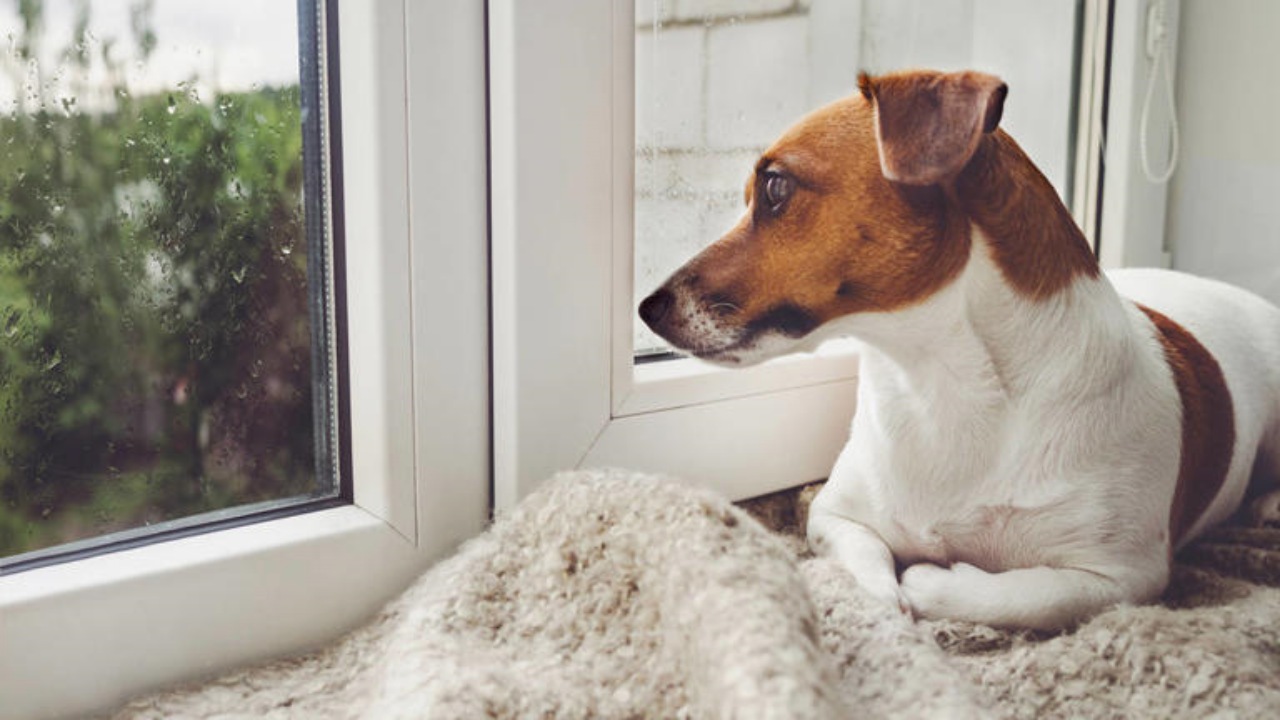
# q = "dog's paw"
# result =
<box><xmin>900</xmin><ymin>563</ymin><xmax>950</xmax><ymax>619</ymax></box>
<box><xmin>901</xmin><ymin>562</ymin><xmax>984</xmax><ymax>620</ymax></box>
<box><xmin>861</xmin><ymin>579</ymin><xmax>913</xmax><ymax>618</ymax></box>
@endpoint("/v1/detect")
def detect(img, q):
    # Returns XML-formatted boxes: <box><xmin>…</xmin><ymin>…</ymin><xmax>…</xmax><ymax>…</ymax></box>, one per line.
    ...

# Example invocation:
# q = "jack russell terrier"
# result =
<box><xmin>638</xmin><ymin>69</ymin><xmax>1280</xmax><ymax>630</ymax></box>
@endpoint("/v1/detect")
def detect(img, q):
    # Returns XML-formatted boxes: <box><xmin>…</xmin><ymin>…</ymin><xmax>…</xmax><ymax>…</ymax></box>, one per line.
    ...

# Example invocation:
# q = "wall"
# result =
<box><xmin>1166</xmin><ymin>0</ymin><xmax>1280</xmax><ymax>303</ymax></box>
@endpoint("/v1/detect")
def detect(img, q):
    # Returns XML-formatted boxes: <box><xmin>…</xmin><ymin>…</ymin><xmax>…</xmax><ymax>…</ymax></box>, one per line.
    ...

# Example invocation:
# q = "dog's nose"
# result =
<box><xmin>639</xmin><ymin>289</ymin><xmax>674</xmax><ymax>329</ymax></box>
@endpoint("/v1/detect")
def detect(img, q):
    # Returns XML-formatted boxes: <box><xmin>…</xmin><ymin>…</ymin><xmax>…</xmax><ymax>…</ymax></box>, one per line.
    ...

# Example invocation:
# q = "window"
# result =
<box><xmin>0</xmin><ymin>3</ymin><xmax>489</xmax><ymax>717</ymax></box>
<box><xmin>0</xmin><ymin>0</ymin><xmax>342</xmax><ymax>571</ymax></box>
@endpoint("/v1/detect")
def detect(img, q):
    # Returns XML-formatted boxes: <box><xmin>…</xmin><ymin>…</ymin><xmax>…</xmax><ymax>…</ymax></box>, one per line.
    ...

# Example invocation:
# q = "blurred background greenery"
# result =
<box><xmin>0</xmin><ymin>0</ymin><xmax>321</xmax><ymax>557</ymax></box>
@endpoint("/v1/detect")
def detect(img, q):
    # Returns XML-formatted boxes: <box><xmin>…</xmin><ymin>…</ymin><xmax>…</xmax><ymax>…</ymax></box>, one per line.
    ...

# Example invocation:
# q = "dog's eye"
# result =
<box><xmin>762</xmin><ymin>172</ymin><xmax>795</xmax><ymax>214</ymax></box>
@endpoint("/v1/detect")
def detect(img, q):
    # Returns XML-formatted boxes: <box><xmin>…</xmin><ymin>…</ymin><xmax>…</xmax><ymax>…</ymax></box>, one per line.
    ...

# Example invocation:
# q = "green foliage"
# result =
<box><xmin>0</xmin><ymin>4</ymin><xmax>320</xmax><ymax>557</ymax></box>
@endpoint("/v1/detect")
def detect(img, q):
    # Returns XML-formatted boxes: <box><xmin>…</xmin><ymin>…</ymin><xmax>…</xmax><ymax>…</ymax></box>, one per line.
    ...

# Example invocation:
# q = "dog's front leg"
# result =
<box><xmin>808</xmin><ymin>509</ymin><xmax>910</xmax><ymax>615</ymax></box>
<box><xmin>900</xmin><ymin>560</ymin><xmax>1165</xmax><ymax>631</ymax></box>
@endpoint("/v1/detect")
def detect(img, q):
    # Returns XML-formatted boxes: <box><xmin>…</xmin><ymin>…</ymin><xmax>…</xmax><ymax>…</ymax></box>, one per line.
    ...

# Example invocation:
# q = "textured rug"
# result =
<box><xmin>112</xmin><ymin>469</ymin><xmax>1280</xmax><ymax>719</ymax></box>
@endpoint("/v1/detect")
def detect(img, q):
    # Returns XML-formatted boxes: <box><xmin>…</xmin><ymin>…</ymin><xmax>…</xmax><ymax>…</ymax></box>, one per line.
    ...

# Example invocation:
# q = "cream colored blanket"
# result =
<box><xmin>114</xmin><ymin>469</ymin><xmax>1280</xmax><ymax>719</ymax></box>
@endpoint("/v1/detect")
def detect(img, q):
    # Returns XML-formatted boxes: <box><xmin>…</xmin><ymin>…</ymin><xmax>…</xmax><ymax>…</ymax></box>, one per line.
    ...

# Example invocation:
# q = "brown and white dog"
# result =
<box><xmin>638</xmin><ymin>69</ymin><xmax>1280</xmax><ymax>630</ymax></box>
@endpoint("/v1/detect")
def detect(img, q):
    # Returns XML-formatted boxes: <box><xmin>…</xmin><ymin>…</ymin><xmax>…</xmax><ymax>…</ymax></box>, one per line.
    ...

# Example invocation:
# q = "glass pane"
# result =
<box><xmin>0</xmin><ymin>0</ymin><xmax>339</xmax><ymax>564</ymax></box>
<box><xmin>634</xmin><ymin>0</ymin><xmax>1082</xmax><ymax>357</ymax></box>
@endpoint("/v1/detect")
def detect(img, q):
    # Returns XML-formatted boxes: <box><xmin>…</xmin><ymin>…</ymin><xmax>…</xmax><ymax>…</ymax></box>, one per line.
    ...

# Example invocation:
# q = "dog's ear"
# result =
<box><xmin>859</xmin><ymin>70</ymin><xmax>1008</xmax><ymax>186</ymax></box>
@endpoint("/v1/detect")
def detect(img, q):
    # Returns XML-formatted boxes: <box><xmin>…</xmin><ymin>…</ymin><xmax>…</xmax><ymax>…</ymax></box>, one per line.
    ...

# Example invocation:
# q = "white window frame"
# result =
<box><xmin>0</xmin><ymin>3</ymin><xmax>491</xmax><ymax>719</ymax></box>
<box><xmin>1094</xmin><ymin>0</ymin><xmax>1181</xmax><ymax>271</ymax></box>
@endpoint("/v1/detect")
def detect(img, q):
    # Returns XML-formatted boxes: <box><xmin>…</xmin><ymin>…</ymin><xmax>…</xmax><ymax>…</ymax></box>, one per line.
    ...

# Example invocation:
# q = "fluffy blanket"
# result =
<box><xmin>113</xmin><ymin>469</ymin><xmax>1280</xmax><ymax>719</ymax></box>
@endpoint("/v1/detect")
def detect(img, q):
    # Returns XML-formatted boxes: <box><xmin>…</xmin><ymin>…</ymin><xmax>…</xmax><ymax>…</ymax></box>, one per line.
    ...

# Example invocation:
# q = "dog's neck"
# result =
<box><xmin>955</xmin><ymin>131</ymin><xmax>1100</xmax><ymax>300</ymax></box>
<box><xmin>850</xmin><ymin>239</ymin><xmax>1138</xmax><ymax>412</ymax></box>
<box><xmin>963</xmin><ymin>236</ymin><xmax>1137</xmax><ymax>399</ymax></box>
<box><xmin>845</xmin><ymin>136</ymin><xmax>1137</xmax><ymax>403</ymax></box>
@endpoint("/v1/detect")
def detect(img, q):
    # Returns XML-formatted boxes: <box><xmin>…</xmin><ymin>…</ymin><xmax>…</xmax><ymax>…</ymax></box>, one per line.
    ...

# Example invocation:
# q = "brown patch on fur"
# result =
<box><xmin>864</xmin><ymin>70</ymin><xmax>1097</xmax><ymax>301</ymax></box>
<box><xmin>861</xmin><ymin>70</ymin><xmax>1008</xmax><ymax>186</ymax></box>
<box><xmin>647</xmin><ymin>94</ymin><xmax>972</xmax><ymax>348</ymax></box>
<box><xmin>1137</xmin><ymin>304</ymin><xmax>1236</xmax><ymax>548</ymax></box>
<box><xmin>955</xmin><ymin>132</ymin><xmax>1100</xmax><ymax>299</ymax></box>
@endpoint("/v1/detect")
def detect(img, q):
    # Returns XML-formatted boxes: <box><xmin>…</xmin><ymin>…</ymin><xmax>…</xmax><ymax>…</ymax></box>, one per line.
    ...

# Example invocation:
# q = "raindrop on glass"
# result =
<box><xmin>3</xmin><ymin>311</ymin><xmax>20</xmax><ymax>338</ymax></box>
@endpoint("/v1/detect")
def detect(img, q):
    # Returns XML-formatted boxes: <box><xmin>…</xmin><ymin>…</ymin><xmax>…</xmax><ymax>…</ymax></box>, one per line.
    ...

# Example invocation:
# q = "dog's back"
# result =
<box><xmin>1110</xmin><ymin>268</ymin><xmax>1280</xmax><ymax>540</ymax></box>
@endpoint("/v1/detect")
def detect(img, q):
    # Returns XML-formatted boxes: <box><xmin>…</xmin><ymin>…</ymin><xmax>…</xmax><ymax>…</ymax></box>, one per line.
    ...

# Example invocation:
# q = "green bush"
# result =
<box><xmin>0</xmin><ymin>4</ymin><xmax>321</xmax><ymax>557</ymax></box>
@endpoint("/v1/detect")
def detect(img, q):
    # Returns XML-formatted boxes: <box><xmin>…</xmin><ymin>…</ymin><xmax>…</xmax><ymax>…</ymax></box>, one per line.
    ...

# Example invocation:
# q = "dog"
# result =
<box><xmin>638</xmin><ymin>69</ymin><xmax>1280</xmax><ymax>630</ymax></box>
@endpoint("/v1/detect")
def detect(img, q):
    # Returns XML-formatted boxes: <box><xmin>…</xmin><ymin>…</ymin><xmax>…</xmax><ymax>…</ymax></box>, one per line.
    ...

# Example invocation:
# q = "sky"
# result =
<box><xmin>1</xmin><ymin>0</ymin><xmax>303</xmax><ymax>112</ymax></box>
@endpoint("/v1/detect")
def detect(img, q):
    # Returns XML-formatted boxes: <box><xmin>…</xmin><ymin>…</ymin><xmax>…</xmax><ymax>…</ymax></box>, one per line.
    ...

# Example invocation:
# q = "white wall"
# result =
<box><xmin>1166</xmin><ymin>0</ymin><xmax>1280</xmax><ymax>303</ymax></box>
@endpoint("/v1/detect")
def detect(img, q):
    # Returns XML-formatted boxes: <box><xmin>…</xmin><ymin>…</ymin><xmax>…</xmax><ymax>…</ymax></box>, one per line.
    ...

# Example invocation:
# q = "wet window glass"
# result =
<box><xmin>0</xmin><ymin>0</ymin><xmax>340</xmax><ymax>566</ymax></box>
<box><xmin>634</xmin><ymin>0</ymin><xmax>1081</xmax><ymax>357</ymax></box>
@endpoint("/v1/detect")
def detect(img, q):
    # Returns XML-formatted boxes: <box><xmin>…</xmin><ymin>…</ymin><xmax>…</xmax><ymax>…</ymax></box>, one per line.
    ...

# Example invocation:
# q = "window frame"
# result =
<box><xmin>1094</xmin><ymin>0</ymin><xmax>1181</xmax><ymax>271</ymax></box>
<box><xmin>0</xmin><ymin>3</ymin><xmax>491</xmax><ymax>718</ymax></box>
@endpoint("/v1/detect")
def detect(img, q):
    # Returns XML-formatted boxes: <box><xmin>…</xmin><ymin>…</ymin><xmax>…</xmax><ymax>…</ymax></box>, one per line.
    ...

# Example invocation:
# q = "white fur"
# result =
<box><xmin>807</xmin><ymin>232</ymin><xmax>1280</xmax><ymax>630</ymax></box>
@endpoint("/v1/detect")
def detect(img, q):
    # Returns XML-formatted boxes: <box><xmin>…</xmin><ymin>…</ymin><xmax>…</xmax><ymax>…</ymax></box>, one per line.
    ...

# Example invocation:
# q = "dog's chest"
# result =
<box><xmin>850</xmin><ymin>347</ymin><xmax>1102</xmax><ymax>572</ymax></box>
<box><xmin>884</xmin><ymin>502</ymin><xmax>1056</xmax><ymax>571</ymax></box>
<box><xmin>857</xmin><ymin>407</ymin><xmax>1076</xmax><ymax>572</ymax></box>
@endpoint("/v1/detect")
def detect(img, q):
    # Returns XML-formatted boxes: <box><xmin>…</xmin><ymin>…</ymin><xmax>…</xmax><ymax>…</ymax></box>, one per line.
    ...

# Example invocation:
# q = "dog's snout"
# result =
<box><xmin>639</xmin><ymin>289</ymin><xmax>674</xmax><ymax>330</ymax></box>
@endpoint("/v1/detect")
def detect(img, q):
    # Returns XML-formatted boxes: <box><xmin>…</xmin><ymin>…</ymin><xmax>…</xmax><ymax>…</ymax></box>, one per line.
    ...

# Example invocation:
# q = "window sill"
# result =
<box><xmin>619</xmin><ymin>339</ymin><xmax>860</xmax><ymax>416</ymax></box>
<box><xmin>0</xmin><ymin>505</ymin><xmax>429</xmax><ymax>720</ymax></box>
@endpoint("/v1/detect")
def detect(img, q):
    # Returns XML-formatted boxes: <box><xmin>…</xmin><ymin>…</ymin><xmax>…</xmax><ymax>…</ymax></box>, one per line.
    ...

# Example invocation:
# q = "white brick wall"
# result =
<box><xmin>706</xmin><ymin>15</ymin><xmax>810</xmax><ymax>150</ymax></box>
<box><xmin>636</xmin><ymin>25</ymin><xmax>705</xmax><ymax>149</ymax></box>
<box><xmin>677</xmin><ymin>0</ymin><xmax>797</xmax><ymax>21</ymax></box>
<box><xmin>638</xmin><ymin>0</ymin><xmax>801</xmax><ymax>26</ymax></box>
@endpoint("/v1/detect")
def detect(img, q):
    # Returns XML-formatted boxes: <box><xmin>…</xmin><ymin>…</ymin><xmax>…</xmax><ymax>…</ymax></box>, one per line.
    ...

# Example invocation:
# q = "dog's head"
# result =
<box><xmin>638</xmin><ymin>70</ymin><xmax>1008</xmax><ymax>365</ymax></box>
